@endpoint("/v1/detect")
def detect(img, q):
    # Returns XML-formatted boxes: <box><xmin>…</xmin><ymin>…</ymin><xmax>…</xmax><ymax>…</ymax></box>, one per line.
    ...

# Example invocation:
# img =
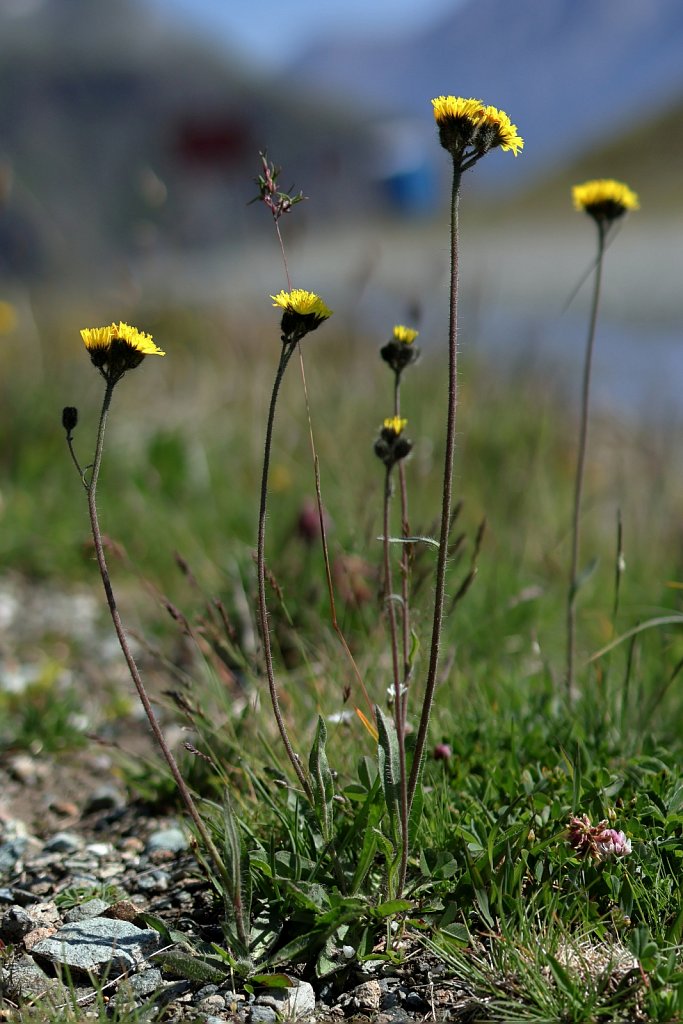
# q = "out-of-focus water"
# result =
<box><xmin>136</xmin><ymin>216</ymin><xmax>682</xmax><ymax>425</ymax></box>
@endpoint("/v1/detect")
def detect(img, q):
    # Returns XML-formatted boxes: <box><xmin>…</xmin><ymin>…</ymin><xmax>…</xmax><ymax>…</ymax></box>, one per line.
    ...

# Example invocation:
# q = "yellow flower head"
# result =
<box><xmin>572</xmin><ymin>179</ymin><xmax>640</xmax><ymax>224</ymax></box>
<box><xmin>383</xmin><ymin>416</ymin><xmax>408</xmax><ymax>436</ymax></box>
<box><xmin>80</xmin><ymin>321</ymin><xmax>165</xmax><ymax>384</ymax></box>
<box><xmin>381</xmin><ymin>325</ymin><xmax>421</xmax><ymax>374</ymax></box>
<box><xmin>271</xmin><ymin>289</ymin><xmax>332</xmax><ymax>344</ymax></box>
<box><xmin>477</xmin><ymin>105</ymin><xmax>524</xmax><ymax>156</ymax></box>
<box><xmin>432</xmin><ymin>95</ymin><xmax>485</xmax><ymax>125</ymax></box>
<box><xmin>392</xmin><ymin>325</ymin><xmax>419</xmax><ymax>344</ymax></box>
<box><xmin>375</xmin><ymin>415</ymin><xmax>412</xmax><ymax>468</ymax></box>
<box><xmin>431</xmin><ymin>95</ymin><xmax>523</xmax><ymax>163</ymax></box>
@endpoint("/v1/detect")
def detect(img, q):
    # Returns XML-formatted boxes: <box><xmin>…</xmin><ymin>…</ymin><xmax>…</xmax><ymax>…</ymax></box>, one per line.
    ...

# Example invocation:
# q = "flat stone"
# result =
<box><xmin>256</xmin><ymin>978</ymin><xmax>316</xmax><ymax>1019</ymax></box>
<box><xmin>64</xmin><ymin>898</ymin><xmax>110</xmax><ymax>923</ymax></box>
<box><xmin>31</xmin><ymin>916</ymin><xmax>160</xmax><ymax>978</ymax></box>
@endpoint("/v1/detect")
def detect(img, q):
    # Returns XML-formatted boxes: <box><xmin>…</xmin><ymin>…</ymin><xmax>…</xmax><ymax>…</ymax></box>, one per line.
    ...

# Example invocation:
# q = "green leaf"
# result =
<box><xmin>250</xmin><ymin>973</ymin><xmax>293</xmax><ymax>989</ymax></box>
<box><xmin>222</xmin><ymin>794</ymin><xmax>251</xmax><ymax>955</ymax></box>
<box><xmin>375</xmin><ymin>705</ymin><xmax>401</xmax><ymax>849</ymax></box>
<box><xmin>373</xmin><ymin>899</ymin><xmax>412</xmax><ymax>918</ymax></box>
<box><xmin>546</xmin><ymin>954</ymin><xmax>575</xmax><ymax>996</ymax></box>
<box><xmin>308</xmin><ymin>715</ymin><xmax>334</xmax><ymax>841</ymax></box>
<box><xmin>154</xmin><ymin>951</ymin><xmax>226</xmax><ymax>983</ymax></box>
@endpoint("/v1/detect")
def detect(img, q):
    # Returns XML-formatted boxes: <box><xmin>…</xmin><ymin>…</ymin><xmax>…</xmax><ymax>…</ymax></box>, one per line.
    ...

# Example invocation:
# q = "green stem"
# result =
<box><xmin>383</xmin><ymin>466</ymin><xmax>409</xmax><ymax>895</ymax></box>
<box><xmin>85</xmin><ymin>382</ymin><xmax>237</xmax><ymax>926</ymax></box>
<box><xmin>394</xmin><ymin>373</ymin><xmax>411</xmax><ymax>726</ymax></box>
<box><xmin>408</xmin><ymin>160</ymin><xmax>462</xmax><ymax>811</ymax></box>
<box><xmin>566</xmin><ymin>221</ymin><xmax>606</xmax><ymax>700</ymax></box>
<box><xmin>257</xmin><ymin>342</ymin><xmax>313</xmax><ymax>801</ymax></box>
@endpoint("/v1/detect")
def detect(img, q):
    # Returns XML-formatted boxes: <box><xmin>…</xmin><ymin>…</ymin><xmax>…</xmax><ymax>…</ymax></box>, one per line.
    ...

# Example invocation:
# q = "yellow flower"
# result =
<box><xmin>392</xmin><ymin>325</ymin><xmax>419</xmax><ymax>344</ymax></box>
<box><xmin>271</xmin><ymin>289</ymin><xmax>332</xmax><ymax>319</ymax></box>
<box><xmin>477</xmin><ymin>105</ymin><xmax>524</xmax><ymax>156</ymax></box>
<box><xmin>271</xmin><ymin>289</ymin><xmax>332</xmax><ymax>343</ymax></box>
<box><xmin>431</xmin><ymin>95</ymin><xmax>523</xmax><ymax>162</ymax></box>
<box><xmin>432</xmin><ymin>96</ymin><xmax>485</xmax><ymax>125</ymax></box>
<box><xmin>572</xmin><ymin>179</ymin><xmax>640</xmax><ymax>222</ymax></box>
<box><xmin>383</xmin><ymin>416</ymin><xmax>407</xmax><ymax>435</ymax></box>
<box><xmin>80</xmin><ymin>321</ymin><xmax>165</xmax><ymax>383</ymax></box>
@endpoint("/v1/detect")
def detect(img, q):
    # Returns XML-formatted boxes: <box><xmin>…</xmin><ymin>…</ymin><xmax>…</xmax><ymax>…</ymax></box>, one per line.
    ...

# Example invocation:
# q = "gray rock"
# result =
<box><xmin>255</xmin><ymin>978</ymin><xmax>316</xmax><ymax>1019</ymax></box>
<box><xmin>116</xmin><ymin>966</ymin><xmax>164</xmax><ymax>1001</ymax></box>
<box><xmin>146</xmin><ymin>827</ymin><xmax>188</xmax><ymax>854</ymax></box>
<box><xmin>404</xmin><ymin>990</ymin><xmax>429</xmax><ymax>1011</ymax></box>
<box><xmin>0</xmin><ymin>838</ymin><xmax>27</xmax><ymax>874</ymax></box>
<box><xmin>0</xmin><ymin>952</ymin><xmax>65</xmax><ymax>1002</ymax></box>
<box><xmin>379</xmin><ymin>978</ymin><xmax>400</xmax><ymax>1010</ymax></box>
<box><xmin>348</xmin><ymin>978</ymin><xmax>382</xmax><ymax>1013</ymax></box>
<box><xmin>31</xmin><ymin>916</ymin><xmax>160</xmax><ymax>978</ymax></box>
<box><xmin>43</xmin><ymin>831</ymin><xmax>83</xmax><ymax>854</ymax></box>
<box><xmin>250</xmin><ymin>1006</ymin><xmax>278</xmax><ymax>1024</ymax></box>
<box><xmin>0</xmin><ymin>904</ymin><xmax>33</xmax><ymax>941</ymax></box>
<box><xmin>136</xmin><ymin>869</ymin><xmax>170</xmax><ymax>893</ymax></box>
<box><xmin>194</xmin><ymin>983</ymin><xmax>220</xmax><ymax>1002</ymax></box>
<box><xmin>64</xmin><ymin>898</ymin><xmax>111</xmax><ymax>923</ymax></box>
<box><xmin>199</xmin><ymin>994</ymin><xmax>227</xmax><ymax>1012</ymax></box>
<box><xmin>23</xmin><ymin>900</ymin><xmax>61</xmax><ymax>931</ymax></box>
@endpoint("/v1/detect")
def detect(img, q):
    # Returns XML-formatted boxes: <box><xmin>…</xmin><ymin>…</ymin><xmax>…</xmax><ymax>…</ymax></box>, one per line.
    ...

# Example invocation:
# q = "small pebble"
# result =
<box><xmin>85</xmin><ymin>842</ymin><xmax>113</xmax><ymax>858</ymax></box>
<box><xmin>146</xmin><ymin>827</ymin><xmax>188</xmax><ymax>854</ymax></box>
<box><xmin>43</xmin><ymin>832</ymin><xmax>83</xmax><ymax>854</ymax></box>
<box><xmin>0</xmin><ymin>905</ymin><xmax>33</xmax><ymax>941</ymax></box>
<box><xmin>136</xmin><ymin>869</ymin><xmax>170</xmax><ymax>893</ymax></box>
<box><xmin>83</xmin><ymin>786</ymin><xmax>125</xmax><ymax>813</ymax></box>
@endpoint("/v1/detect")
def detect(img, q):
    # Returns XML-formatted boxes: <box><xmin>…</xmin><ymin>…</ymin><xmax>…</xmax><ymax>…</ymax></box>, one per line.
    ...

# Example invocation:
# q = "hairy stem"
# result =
<box><xmin>85</xmin><ymin>383</ymin><xmax>237</xmax><ymax>926</ymax></box>
<box><xmin>257</xmin><ymin>342</ymin><xmax>313</xmax><ymax>801</ymax></box>
<box><xmin>394</xmin><ymin>372</ymin><xmax>412</xmax><ymax>726</ymax></box>
<box><xmin>297</xmin><ymin>348</ymin><xmax>374</xmax><ymax>718</ymax></box>
<box><xmin>383</xmin><ymin>467</ymin><xmax>409</xmax><ymax>895</ymax></box>
<box><xmin>408</xmin><ymin>161</ymin><xmax>462</xmax><ymax>810</ymax></box>
<box><xmin>566</xmin><ymin>221</ymin><xmax>606</xmax><ymax>700</ymax></box>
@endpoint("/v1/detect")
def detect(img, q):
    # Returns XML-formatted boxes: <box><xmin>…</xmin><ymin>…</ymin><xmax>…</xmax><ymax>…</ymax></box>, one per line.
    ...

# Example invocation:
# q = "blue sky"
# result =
<box><xmin>145</xmin><ymin>0</ymin><xmax>467</xmax><ymax>70</ymax></box>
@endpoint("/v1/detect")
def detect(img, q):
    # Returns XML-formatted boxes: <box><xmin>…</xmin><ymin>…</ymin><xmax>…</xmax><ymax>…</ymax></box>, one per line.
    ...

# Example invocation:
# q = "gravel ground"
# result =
<box><xmin>0</xmin><ymin>573</ymin><xmax>478</xmax><ymax>1022</ymax></box>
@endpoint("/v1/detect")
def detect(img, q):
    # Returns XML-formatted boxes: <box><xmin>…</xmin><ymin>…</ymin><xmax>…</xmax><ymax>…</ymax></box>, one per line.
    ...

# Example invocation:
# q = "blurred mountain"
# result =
<box><xmin>283</xmin><ymin>0</ymin><xmax>683</xmax><ymax>190</ymax></box>
<box><xmin>2</xmin><ymin>0</ymin><xmax>682</xmax><ymax>290</ymax></box>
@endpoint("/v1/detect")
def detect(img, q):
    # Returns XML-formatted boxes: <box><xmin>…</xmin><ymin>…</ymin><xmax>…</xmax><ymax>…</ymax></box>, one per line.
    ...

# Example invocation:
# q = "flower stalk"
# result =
<box><xmin>256</xmin><ymin>291</ymin><xmax>332</xmax><ymax>800</ymax></box>
<box><xmin>407</xmin><ymin>162</ymin><xmax>462</xmax><ymax>810</ymax></box>
<box><xmin>566</xmin><ymin>179</ymin><xmax>639</xmax><ymax>698</ymax></box>
<box><xmin>67</xmin><ymin>324</ymin><xmax>237</xmax><ymax>912</ymax></box>
<box><xmin>408</xmin><ymin>96</ymin><xmax>522</xmax><ymax>810</ymax></box>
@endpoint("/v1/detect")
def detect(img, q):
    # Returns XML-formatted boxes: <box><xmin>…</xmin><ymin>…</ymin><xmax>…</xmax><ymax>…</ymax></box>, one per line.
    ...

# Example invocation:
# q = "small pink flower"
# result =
<box><xmin>433</xmin><ymin>743</ymin><xmax>452</xmax><ymax>761</ymax></box>
<box><xmin>567</xmin><ymin>814</ymin><xmax>631</xmax><ymax>862</ymax></box>
<box><xmin>595</xmin><ymin>827</ymin><xmax>632</xmax><ymax>860</ymax></box>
